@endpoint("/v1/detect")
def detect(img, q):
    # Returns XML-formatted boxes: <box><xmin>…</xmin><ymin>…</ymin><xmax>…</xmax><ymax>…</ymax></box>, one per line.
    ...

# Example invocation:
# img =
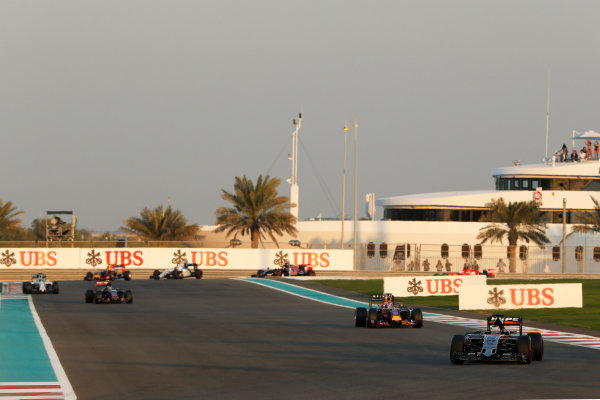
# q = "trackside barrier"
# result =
<box><xmin>458</xmin><ymin>282</ymin><xmax>583</xmax><ymax>310</ymax></box>
<box><xmin>0</xmin><ymin>248</ymin><xmax>354</xmax><ymax>271</ymax></box>
<box><xmin>384</xmin><ymin>275</ymin><xmax>487</xmax><ymax>297</ymax></box>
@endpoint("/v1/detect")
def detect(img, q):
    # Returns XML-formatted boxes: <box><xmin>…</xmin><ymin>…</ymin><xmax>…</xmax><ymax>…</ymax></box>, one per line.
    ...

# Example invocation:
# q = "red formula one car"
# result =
<box><xmin>354</xmin><ymin>294</ymin><xmax>423</xmax><ymax>328</ymax></box>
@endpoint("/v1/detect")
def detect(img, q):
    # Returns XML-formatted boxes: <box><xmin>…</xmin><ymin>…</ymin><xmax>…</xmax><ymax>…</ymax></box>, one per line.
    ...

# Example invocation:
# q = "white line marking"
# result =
<box><xmin>28</xmin><ymin>297</ymin><xmax>77</xmax><ymax>400</ymax></box>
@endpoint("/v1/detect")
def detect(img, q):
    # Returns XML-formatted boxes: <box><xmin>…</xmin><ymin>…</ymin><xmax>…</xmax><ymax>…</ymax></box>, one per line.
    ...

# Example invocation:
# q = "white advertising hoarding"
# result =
<box><xmin>459</xmin><ymin>283</ymin><xmax>583</xmax><ymax>310</ymax></box>
<box><xmin>0</xmin><ymin>247</ymin><xmax>354</xmax><ymax>271</ymax></box>
<box><xmin>384</xmin><ymin>275</ymin><xmax>487</xmax><ymax>297</ymax></box>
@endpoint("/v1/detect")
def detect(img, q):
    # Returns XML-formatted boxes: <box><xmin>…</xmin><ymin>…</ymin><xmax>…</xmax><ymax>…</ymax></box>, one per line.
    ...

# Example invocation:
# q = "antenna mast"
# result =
<box><xmin>545</xmin><ymin>72</ymin><xmax>551</xmax><ymax>160</ymax></box>
<box><xmin>289</xmin><ymin>113</ymin><xmax>302</xmax><ymax>222</ymax></box>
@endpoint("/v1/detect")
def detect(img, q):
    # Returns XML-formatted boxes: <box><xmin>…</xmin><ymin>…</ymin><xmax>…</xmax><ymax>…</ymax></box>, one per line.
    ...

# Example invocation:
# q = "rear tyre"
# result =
<box><xmin>411</xmin><ymin>308</ymin><xmax>423</xmax><ymax>328</ymax></box>
<box><xmin>95</xmin><ymin>291</ymin><xmax>102</xmax><ymax>304</ymax></box>
<box><xmin>450</xmin><ymin>335</ymin><xmax>465</xmax><ymax>364</ymax></box>
<box><xmin>85</xmin><ymin>290</ymin><xmax>94</xmax><ymax>303</ymax></box>
<box><xmin>517</xmin><ymin>335</ymin><xmax>532</xmax><ymax>364</ymax></box>
<box><xmin>85</xmin><ymin>272</ymin><xmax>93</xmax><ymax>281</ymax></box>
<box><xmin>125</xmin><ymin>290</ymin><xmax>133</xmax><ymax>304</ymax></box>
<box><xmin>354</xmin><ymin>307</ymin><xmax>367</xmax><ymax>327</ymax></box>
<box><xmin>194</xmin><ymin>269</ymin><xmax>203</xmax><ymax>279</ymax></box>
<box><xmin>527</xmin><ymin>333</ymin><xmax>544</xmax><ymax>361</ymax></box>
<box><xmin>124</xmin><ymin>271</ymin><xmax>132</xmax><ymax>281</ymax></box>
<box><xmin>308</xmin><ymin>270</ymin><xmax>316</xmax><ymax>276</ymax></box>
<box><xmin>153</xmin><ymin>270</ymin><xmax>160</xmax><ymax>280</ymax></box>
<box><xmin>52</xmin><ymin>282</ymin><xmax>59</xmax><ymax>294</ymax></box>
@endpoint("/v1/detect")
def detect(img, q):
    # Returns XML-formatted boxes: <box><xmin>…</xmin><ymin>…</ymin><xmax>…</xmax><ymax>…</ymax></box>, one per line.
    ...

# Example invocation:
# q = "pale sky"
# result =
<box><xmin>2</xmin><ymin>1</ymin><xmax>600</xmax><ymax>232</ymax></box>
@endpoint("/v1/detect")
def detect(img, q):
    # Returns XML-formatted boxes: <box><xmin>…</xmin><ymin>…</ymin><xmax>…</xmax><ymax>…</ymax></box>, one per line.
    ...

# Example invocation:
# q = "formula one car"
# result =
<box><xmin>282</xmin><ymin>263</ymin><xmax>316</xmax><ymax>276</ymax></box>
<box><xmin>354</xmin><ymin>294</ymin><xmax>423</xmax><ymax>328</ymax></box>
<box><xmin>85</xmin><ymin>281</ymin><xmax>133</xmax><ymax>304</ymax></box>
<box><xmin>84</xmin><ymin>264</ymin><xmax>132</xmax><ymax>281</ymax></box>
<box><xmin>251</xmin><ymin>267</ymin><xmax>285</xmax><ymax>277</ymax></box>
<box><xmin>150</xmin><ymin>263</ymin><xmax>203</xmax><ymax>279</ymax></box>
<box><xmin>449</xmin><ymin>314</ymin><xmax>543</xmax><ymax>364</ymax></box>
<box><xmin>22</xmin><ymin>273</ymin><xmax>59</xmax><ymax>294</ymax></box>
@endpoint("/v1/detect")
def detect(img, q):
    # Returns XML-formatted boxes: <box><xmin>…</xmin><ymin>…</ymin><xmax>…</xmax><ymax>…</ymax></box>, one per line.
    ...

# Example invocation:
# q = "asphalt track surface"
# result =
<box><xmin>31</xmin><ymin>279</ymin><xmax>600</xmax><ymax>400</ymax></box>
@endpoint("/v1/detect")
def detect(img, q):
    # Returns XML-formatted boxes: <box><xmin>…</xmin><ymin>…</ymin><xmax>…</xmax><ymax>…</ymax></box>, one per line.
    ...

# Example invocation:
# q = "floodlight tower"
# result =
<box><xmin>288</xmin><ymin>113</ymin><xmax>302</xmax><ymax>222</ymax></box>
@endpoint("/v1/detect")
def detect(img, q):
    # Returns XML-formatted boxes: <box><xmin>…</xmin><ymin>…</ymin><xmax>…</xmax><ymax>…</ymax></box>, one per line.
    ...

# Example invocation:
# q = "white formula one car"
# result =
<box><xmin>150</xmin><ymin>263</ymin><xmax>203</xmax><ymax>280</ymax></box>
<box><xmin>22</xmin><ymin>273</ymin><xmax>59</xmax><ymax>294</ymax></box>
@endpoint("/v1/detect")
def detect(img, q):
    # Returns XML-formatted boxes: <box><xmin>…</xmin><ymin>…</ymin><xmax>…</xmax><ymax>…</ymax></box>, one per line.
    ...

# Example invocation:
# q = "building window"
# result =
<box><xmin>519</xmin><ymin>245</ymin><xmax>528</xmax><ymax>260</ymax></box>
<box><xmin>379</xmin><ymin>243</ymin><xmax>388</xmax><ymax>258</ymax></box>
<box><xmin>367</xmin><ymin>242</ymin><xmax>375</xmax><ymax>258</ymax></box>
<box><xmin>552</xmin><ymin>246</ymin><xmax>560</xmax><ymax>261</ymax></box>
<box><xmin>461</xmin><ymin>244</ymin><xmax>470</xmax><ymax>259</ymax></box>
<box><xmin>575</xmin><ymin>246</ymin><xmax>584</xmax><ymax>261</ymax></box>
<box><xmin>474</xmin><ymin>244</ymin><xmax>482</xmax><ymax>259</ymax></box>
<box><xmin>441</xmin><ymin>243</ymin><xmax>449</xmax><ymax>259</ymax></box>
<box><xmin>394</xmin><ymin>244</ymin><xmax>411</xmax><ymax>261</ymax></box>
<box><xmin>594</xmin><ymin>247</ymin><xmax>600</xmax><ymax>262</ymax></box>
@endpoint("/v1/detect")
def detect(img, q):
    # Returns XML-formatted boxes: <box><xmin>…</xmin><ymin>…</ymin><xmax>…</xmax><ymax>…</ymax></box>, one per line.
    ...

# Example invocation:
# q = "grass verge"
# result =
<box><xmin>313</xmin><ymin>278</ymin><xmax>600</xmax><ymax>331</ymax></box>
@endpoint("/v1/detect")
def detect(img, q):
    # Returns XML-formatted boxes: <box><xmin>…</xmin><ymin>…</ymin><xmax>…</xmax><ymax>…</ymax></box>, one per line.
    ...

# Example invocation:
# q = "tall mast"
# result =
<box><xmin>545</xmin><ymin>72</ymin><xmax>551</xmax><ymax>160</ymax></box>
<box><xmin>289</xmin><ymin>113</ymin><xmax>302</xmax><ymax>222</ymax></box>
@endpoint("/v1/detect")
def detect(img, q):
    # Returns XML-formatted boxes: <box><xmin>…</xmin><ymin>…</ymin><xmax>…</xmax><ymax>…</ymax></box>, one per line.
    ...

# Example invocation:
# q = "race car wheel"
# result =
<box><xmin>517</xmin><ymin>335</ymin><xmax>532</xmax><ymax>364</ymax></box>
<box><xmin>52</xmin><ymin>282</ymin><xmax>59</xmax><ymax>294</ymax></box>
<box><xmin>117</xmin><ymin>290</ymin><xmax>124</xmax><ymax>301</ymax></box>
<box><xmin>450</xmin><ymin>335</ymin><xmax>465</xmax><ymax>364</ymax></box>
<box><xmin>85</xmin><ymin>272</ymin><xmax>94</xmax><ymax>281</ymax></box>
<box><xmin>124</xmin><ymin>271</ymin><xmax>132</xmax><ymax>281</ymax></box>
<box><xmin>194</xmin><ymin>269</ymin><xmax>203</xmax><ymax>279</ymax></box>
<box><xmin>125</xmin><ymin>290</ymin><xmax>133</xmax><ymax>304</ymax></box>
<box><xmin>153</xmin><ymin>270</ymin><xmax>160</xmax><ymax>280</ymax></box>
<box><xmin>308</xmin><ymin>270</ymin><xmax>316</xmax><ymax>276</ymax></box>
<box><xmin>85</xmin><ymin>290</ymin><xmax>94</xmax><ymax>303</ymax></box>
<box><xmin>174</xmin><ymin>270</ymin><xmax>183</xmax><ymax>279</ymax></box>
<box><xmin>354</xmin><ymin>308</ymin><xmax>367</xmax><ymax>327</ymax></box>
<box><xmin>411</xmin><ymin>308</ymin><xmax>423</xmax><ymax>328</ymax></box>
<box><xmin>95</xmin><ymin>291</ymin><xmax>103</xmax><ymax>304</ymax></box>
<box><xmin>527</xmin><ymin>333</ymin><xmax>544</xmax><ymax>361</ymax></box>
<box><xmin>23</xmin><ymin>282</ymin><xmax>32</xmax><ymax>294</ymax></box>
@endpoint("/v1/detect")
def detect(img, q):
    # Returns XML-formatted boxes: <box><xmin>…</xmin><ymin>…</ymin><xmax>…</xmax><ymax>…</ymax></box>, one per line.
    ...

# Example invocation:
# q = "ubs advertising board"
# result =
<box><xmin>384</xmin><ymin>275</ymin><xmax>487</xmax><ymax>297</ymax></box>
<box><xmin>0</xmin><ymin>248</ymin><xmax>354</xmax><ymax>271</ymax></box>
<box><xmin>459</xmin><ymin>283</ymin><xmax>583</xmax><ymax>310</ymax></box>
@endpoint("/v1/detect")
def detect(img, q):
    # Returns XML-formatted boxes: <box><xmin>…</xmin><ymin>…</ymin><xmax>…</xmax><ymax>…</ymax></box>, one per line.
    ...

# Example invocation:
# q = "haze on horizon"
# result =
<box><xmin>2</xmin><ymin>1</ymin><xmax>600</xmax><ymax>233</ymax></box>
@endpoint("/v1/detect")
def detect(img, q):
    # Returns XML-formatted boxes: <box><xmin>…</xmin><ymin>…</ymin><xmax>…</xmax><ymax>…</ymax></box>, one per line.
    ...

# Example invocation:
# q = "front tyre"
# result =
<box><xmin>450</xmin><ymin>335</ymin><xmax>465</xmax><ymax>364</ymax></box>
<box><xmin>125</xmin><ymin>290</ymin><xmax>133</xmax><ymax>304</ymax></box>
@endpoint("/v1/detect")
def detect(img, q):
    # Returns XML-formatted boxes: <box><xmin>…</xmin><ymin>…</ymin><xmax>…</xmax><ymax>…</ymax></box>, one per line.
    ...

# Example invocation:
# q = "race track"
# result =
<box><xmin>31</xmin><ymin>279</ymin><xmax>600</xmax><ymax>400</ymax></box>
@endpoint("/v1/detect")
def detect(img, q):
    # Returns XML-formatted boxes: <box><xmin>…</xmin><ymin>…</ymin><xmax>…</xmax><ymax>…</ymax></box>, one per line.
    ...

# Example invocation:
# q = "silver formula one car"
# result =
<box><xmin>450</xmin><ymin>314</ymin><xmax>543</xmax><ymax>364</ymax></box>
<box><xmin>150</xmin><ymin>263</ymin><xmax>203</xmax><ymax>279</ymax></box>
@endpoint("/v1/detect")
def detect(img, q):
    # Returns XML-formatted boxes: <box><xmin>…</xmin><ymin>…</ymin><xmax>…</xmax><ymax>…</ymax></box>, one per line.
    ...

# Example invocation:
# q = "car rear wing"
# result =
<box><xmin>369</xmin><ymin>294</ymin><xmax>394</xmax><ymax>307</ymax></box>
<box><xmin>487</xmin><ymin>315</ymin><xmax>522</xmax><ymax>335</ymax></box>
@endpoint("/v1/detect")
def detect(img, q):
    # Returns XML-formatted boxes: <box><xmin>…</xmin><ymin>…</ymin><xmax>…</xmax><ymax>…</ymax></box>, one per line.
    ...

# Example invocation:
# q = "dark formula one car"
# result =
<box><xmin>450</xmin><ymin>314</ymin><xmax>543</xmax><ymax>364</ymax></box>
<box><xmin>85</xmin><ymin>281</ymin><xmax>133</xmax><ymax>304</ymax></box>
<box><xmin>22</xmin><ymin>273</ymin><xmax>59</xmax><ymax>294</ymax></box>
<box><xmin>251</xmin><ymin>263</ymin><xmax>316</xmax><ymax>278</ymax></box>
<box><xmin>150</xmin><ymin>263</ymin><xmax>203</xmax><ymax>280</ymax></box>
<box><xmin>84</xmin><ymin>264</ymin><xmax>132</xmax><ymax>281</ymax></box>
<box><xmin>354</xmin><ymin>294</ymin><xmax>423</xmax><ymax>328</ymax></box>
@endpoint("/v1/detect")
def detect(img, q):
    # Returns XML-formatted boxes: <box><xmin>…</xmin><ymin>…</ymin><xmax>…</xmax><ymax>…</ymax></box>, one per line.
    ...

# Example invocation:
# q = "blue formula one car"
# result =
<box><xmin>354</xmin><ymin>294</ymin><xmax>423</xmax><ymax>328</ymax></box>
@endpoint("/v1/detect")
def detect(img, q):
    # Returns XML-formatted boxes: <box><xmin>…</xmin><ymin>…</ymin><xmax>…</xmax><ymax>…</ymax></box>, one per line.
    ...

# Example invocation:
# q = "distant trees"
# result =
<box><xmin>214</xmin><ymin>175</ymin><xmax>297</xmax><ymax>248</ymax></box>
<box><xmin>477</xmin><ymin>198</ymin><xmax>550</xmax><ymax>272</ymax></box>
<box><xmin>122</xmin><ymin>205</ymin><xmax>198</xmax><ymax>240</ymax></box>
<box><xmin>0</xmin><ymin>199</ymin><xmax>27</xmax><ymax>240</ymax></box>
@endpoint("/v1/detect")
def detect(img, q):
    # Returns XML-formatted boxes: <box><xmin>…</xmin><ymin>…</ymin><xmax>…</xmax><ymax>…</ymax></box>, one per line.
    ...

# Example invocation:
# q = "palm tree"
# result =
<box><xmin>567</xmin><ymin>196</ymin><xmax>600</xmax><ymax>237</ymax></box>
<box><xmin>214</xmin><ymin>175</ymin><xmax>298</xmax><ymax>248</ymax></box>
<box><xmin>122</xmin><ymin>205</ymin><xmax>198</xmax><ymax>241</ymax></box>
<box><xmin>0</xmin><ymin>199</ymin><xmax>24</xmax><ymax>240</ymax></box>
<box><xmin>477</xmin><ymin>198</ymin><xmax>550</xmax><ymax>272</ymax></box>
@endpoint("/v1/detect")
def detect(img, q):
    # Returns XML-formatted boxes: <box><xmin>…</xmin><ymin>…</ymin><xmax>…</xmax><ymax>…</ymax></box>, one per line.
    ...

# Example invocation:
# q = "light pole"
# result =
<box><xmin>353</xmin><ymin>119</ymin><xmax>358</xmax><ymax>271</ymax></box>
<box><xmin>341</xmin><ymin>122</ymin><xmax>349</xmax><ymax>249</ymax></box>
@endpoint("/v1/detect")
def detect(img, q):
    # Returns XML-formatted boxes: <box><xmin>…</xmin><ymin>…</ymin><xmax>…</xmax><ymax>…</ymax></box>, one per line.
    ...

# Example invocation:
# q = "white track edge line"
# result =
<box><xmin>28</xmin><ymin>296</ymin><xmax>76</xmax><ymax>400</ymax></box>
